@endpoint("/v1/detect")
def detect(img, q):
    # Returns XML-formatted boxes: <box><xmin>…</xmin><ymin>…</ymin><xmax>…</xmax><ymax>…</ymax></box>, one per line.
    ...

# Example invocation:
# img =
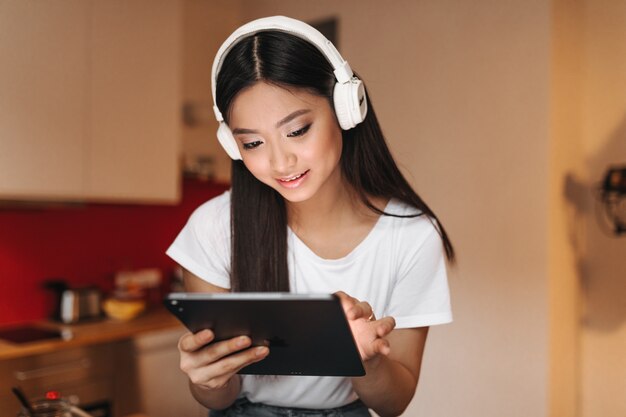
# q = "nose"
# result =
<box><xmin>269</xmin><ymin>141</ymin><xmax>296</xmax><ymax>174</ymax></box>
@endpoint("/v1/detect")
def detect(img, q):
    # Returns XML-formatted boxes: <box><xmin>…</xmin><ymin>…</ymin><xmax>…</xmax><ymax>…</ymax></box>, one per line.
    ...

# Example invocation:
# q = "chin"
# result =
<box><xmin>275</xmin><ymin>188</ymin><xmax>315</xmax><ymax>204</ymax></box>
<box><xmin>265</xmin><ymin>180</ymin><xmax>317</xmax><ymax>203</ymax></box>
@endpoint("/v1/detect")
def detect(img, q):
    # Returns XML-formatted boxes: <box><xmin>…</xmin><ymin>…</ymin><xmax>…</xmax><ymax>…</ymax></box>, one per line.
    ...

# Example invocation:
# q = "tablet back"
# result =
<box><xmin>164</xmin><ymin>293</ymin><xmax>365</xmax><ymax>376</ymax></box>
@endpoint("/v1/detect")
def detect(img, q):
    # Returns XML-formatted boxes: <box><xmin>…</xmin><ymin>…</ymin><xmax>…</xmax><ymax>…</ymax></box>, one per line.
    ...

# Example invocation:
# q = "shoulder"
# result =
<box><xmin>185</xmin><ymin>190</ymin><xmax>231</xmax><ymax>238</ymax></box>
<box><xmin>377</xmin><ymin>199</ymin><xmax>445</xmax><ymax>267</ymax></box>
<box><xmin>166</xmin><ymin>190</ymin><xmax>232</xmax><ymax>286</ymax></box>
<box><xmin>188</xmin><ymin>190</ymin><xmax>231</xmax><ymax>223</ymax></box>
<box><xmin>383</xmin><ymin>199</ymin><xmax>439</xmax><ymax>240</ymax></box>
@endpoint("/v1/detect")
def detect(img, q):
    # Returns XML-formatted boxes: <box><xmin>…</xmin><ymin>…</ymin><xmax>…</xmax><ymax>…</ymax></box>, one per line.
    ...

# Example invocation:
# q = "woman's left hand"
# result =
<box><xmin>334</xmin><ymin>291</ymin><xmax>396</xmax><ymax>362</ymax></box>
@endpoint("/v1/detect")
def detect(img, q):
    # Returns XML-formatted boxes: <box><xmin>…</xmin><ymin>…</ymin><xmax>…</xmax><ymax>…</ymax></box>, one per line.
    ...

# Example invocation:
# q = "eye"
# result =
<box><xmin>242</xmin><ymin>140</ymin><xmax>263</xmax><ymax>150</ymax></box>
<box><xmin>287</xmin><ymin>124</ymin><xmax>311</xmax><ymax>138</ymax></box>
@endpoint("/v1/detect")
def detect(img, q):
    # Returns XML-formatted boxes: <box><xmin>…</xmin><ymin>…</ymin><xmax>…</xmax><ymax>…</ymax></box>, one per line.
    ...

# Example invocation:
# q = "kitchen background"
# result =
<box><xmin>0</xmin><ymin>179</ymin><xmax>228</xmax><ymax>325</ymax></box>
<box><xmin>1</xmin><ymin>1</ymin><xmax>625</xmax><ymax>417</ymax></box>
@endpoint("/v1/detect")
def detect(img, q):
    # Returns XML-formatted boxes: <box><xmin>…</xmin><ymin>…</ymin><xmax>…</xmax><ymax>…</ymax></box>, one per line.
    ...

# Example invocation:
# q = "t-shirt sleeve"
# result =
<box><xmin>385</xmin><ymin>221</ymin><xmax>453</xmax><ymax>328</ymax></box>
<box><xmin>165</xmin><ymin>193</ymin><xmax>232</xmax><ymax>289</ymax></box>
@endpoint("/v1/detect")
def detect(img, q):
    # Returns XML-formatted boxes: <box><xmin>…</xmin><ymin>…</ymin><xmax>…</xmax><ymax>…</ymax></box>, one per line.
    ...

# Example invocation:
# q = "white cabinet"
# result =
<box><xmin>132</xmin><ymin>328</ymin><xmax>207</xmax><ymax>417</ymax></box>
<box><xmin>0</xmin><ymin>0</ymin><xmax>181</xmax><ymax>204</ymax></box>
<box><xmin>0</xmin><ymin>0</ymin><xmax>89</xmax><ymax>200</ymax></box>
<box><xmin>88</xmin><ymin>0</ymin><xmax>181</xmax><ymax>203</ymax></box>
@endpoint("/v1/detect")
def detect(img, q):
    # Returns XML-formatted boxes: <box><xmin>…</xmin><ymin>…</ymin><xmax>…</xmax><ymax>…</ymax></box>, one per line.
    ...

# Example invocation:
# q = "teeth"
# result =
<box><xmin>282</xmin><ymin>172</ymin><xmax>304</xmax><ymax>182</ymax></box>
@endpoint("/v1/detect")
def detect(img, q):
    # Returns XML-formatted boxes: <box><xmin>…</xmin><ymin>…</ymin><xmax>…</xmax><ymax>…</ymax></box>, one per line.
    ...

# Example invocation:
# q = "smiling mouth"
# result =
<box><xmin>278</xmin><ymin>170</ymin><xmax>309</xmax><ymax>182</ymax></box>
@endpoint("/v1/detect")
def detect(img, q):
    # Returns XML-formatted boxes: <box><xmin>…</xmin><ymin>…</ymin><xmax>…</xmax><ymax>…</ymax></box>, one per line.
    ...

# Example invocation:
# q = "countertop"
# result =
<box><xmin>0</xmin><ymin>307</ymin><xmax>183</xmax><ymax>360</ymax></box>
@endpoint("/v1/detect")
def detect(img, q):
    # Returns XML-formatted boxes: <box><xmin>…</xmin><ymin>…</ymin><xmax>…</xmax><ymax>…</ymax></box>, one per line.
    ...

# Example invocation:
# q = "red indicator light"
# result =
<box><xmin>45</xmin><ymin>391</ymin><xmax>61</xmax><ymax>400</ymax></box>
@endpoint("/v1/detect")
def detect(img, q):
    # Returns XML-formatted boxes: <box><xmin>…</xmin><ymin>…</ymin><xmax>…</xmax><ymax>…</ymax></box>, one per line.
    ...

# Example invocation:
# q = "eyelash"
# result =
<box><xmin>241</xmin><ymin>124</ymin><xmax>312</xmax><ymax>151</ymax></box>
<box><xmin>287</xmin><ymin>124</ymin><xmax>311</xmax><ymax>137</ymax></box>
<box><xmin>243</xmin><ymin>140</ymin><xmax>262</xmax><ymax>150</ymax></box>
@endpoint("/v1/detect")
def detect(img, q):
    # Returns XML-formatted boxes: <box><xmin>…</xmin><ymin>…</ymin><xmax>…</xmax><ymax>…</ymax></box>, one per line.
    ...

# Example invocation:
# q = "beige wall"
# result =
<box><xmin>550</xmin><ymin>1</ymin><xmax>626</xmax><ymax>416</ymax></box>
<box><xmin>578</xmin><ymin>1</ymin><xmax>626</xmax><ymax>417</ymax></box>
<box><xmin>239</xmin><ymin>1</ymin><xmax>551</xmax><ymax>416</ymax></box>
<box><xmin>182</xmin><ymin>0</ymin><xmax>242</xmax><ymax>182</ymax></box>
<box><xmin>184</xmin><ymin>1</ymin><xmax>626</xmax><ymax>415</ymax></box>
<box><xmin>549</xmin><ymin>0</ymin><xmax>585</xmax><ymax>415</ymax></box>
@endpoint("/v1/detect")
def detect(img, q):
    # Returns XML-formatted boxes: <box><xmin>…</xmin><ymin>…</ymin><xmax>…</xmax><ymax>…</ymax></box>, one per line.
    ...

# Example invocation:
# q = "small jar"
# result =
<box><xmin>17</xmin><ymin>398</ymin><xmax>72</xmax><ymax>417</ymax></box>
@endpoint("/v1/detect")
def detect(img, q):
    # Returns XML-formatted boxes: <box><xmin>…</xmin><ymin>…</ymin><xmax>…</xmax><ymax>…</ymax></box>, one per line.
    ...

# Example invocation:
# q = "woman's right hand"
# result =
<box><xmin>178</xmin><ymin>329</ymin><xmax>269</xmax><ymax>391</ymax></box>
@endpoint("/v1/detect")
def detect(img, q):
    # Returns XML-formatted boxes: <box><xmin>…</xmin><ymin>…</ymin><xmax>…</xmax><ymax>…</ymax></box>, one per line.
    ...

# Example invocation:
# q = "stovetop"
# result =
<box><xmin>0</xmin><ymin>325</ymin><xmax>62</xmax><ymax>344</ymax></box>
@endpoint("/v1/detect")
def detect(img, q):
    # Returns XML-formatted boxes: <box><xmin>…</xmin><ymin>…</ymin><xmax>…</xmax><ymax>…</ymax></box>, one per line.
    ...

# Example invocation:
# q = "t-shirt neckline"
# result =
<box><xmin>287</xmin><ymin>199</ymin><xmax>394</xmax><ymax>265</ymax></box>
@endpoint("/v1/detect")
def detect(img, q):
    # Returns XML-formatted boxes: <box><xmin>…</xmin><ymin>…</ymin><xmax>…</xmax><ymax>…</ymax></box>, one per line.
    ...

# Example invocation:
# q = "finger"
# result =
<box><xmin>334</xmin><ymin>292</ymin><xmax>360</xmax><ymax>318</ymax></box>
<box><xmin>205</xmin><ymin>335</ymin><xmax>253</xmax><ymax>363</ymax></box>
<box><xmin>348</xmin><ymin>301</ymin><xmax>373</xmax><ymax>321</ymax></box>
<box><xmin>178</xmin><ymin>329</ymin><xmax>215</xmax><ymax>352</ymax></box>
<box><xmin>192</xmin><ymin>346</ymin><xmax>270</xmax><ymax>386</ymax></box>
<box><xmin>373</xmin><ymin>338</ymin><xmax>391</xmax><ymax>356</ymax></box>
<box><xmin>215</xmin><ymin>345</ymin><xmax>270</xmax><ymax>375</ymax></box>
<box><xmin>334</xmin><ymin>291</ymin><xmax>356</xmax><ymax>308</ymax></box>
<box><xmin>375</xmin><ymin>317</ymin><xmax>396</xmax><ymax>337</ymax></box>
<box><xmin>181</xmin><ymin>335</ymin><xmax>253</xmax><ymax>374</ymax></box>
<box><xmin>334</xmin><ymin>291</ymin><xmax>349</xmax><ymax>300</ymax></box>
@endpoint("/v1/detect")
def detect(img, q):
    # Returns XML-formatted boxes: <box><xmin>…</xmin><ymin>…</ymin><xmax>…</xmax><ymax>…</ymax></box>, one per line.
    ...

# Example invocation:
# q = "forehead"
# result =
<box><xmin>229</xmin><ymin>82</ymin><xmax>328</xmax><ymax>127</ymax></box>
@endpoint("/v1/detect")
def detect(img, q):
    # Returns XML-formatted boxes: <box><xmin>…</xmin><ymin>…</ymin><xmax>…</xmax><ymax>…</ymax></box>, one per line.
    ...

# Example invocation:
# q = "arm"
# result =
<box><xmin>336</xmin><ymin>292</ymin><xmax>429</xmax><ymax>417</ymax></box>
<box><xmin>178</xmin><ymin>269</ymin><xmax>269</xmax><ymax>410</ymax></box>
<box><xmin>352</xmin><ymin>327</ymin><xmax>428</xmax><ymax>417</ymax></box>
<box><xmin>352</xmin><ymin>221</ymin><xmax>449</xmax><ymax>415</ymax></box>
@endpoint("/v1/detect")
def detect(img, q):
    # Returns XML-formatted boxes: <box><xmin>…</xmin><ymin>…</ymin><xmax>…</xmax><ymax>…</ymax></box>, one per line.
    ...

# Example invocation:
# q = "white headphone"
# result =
<box><xmin>211</xmin><ymin>15</ymin><xmax>368</xmax><ymax>160</ymax></box>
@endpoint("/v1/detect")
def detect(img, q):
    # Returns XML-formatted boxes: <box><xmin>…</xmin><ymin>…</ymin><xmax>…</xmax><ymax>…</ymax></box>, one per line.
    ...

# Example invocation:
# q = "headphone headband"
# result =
<box><xmin>211</xmin><ymin>16</ymin><xmax>353</xmax><ymax>122</ymax></box>
<box><xmin>211</xmin><ymin>15</ymin><xmax>367</xmax><ymax>160</ymax></box>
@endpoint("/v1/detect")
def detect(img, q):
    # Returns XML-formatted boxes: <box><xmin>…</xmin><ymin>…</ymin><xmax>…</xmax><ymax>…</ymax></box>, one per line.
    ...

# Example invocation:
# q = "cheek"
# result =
<box><xmin>242</xmin><ymin>155</ymin><xmax>269</xmax><ymax>179</ymax></box>
<box><xmin>318</xmin><ymin>125</ymin><xmax>343</xmax><ymax>162</ymax></box>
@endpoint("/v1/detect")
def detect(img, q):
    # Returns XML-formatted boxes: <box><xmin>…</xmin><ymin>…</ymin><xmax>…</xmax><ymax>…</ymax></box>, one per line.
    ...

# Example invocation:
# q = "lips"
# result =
<box><xmin>278</xmin><ymin>171</ymin><xmax>308</xmax><ymax>182</ymax></box>
<box><xmin>276</xmin><ymin>170</ymin><xmax>310</xmax><ymax>188</ymax></box>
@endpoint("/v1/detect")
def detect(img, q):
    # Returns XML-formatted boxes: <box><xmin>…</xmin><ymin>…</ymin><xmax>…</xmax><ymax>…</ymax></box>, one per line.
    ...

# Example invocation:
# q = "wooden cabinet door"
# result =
<box><xmin>87</xmin><ymin>0</ymin><xmax>181</xmax><ymax>204</ymax></box>
<box><xmin>0</xmin><ymin>0</ymin><xmax>89</xmax><ymax>201</ymax></box>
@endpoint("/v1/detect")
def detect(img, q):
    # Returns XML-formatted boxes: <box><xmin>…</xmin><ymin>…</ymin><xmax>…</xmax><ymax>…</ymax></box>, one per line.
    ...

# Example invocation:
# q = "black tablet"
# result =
<box><xmin>163</xmin><ymin>292</ymin><xmax>365</xmax><ymax>376</ymax></box>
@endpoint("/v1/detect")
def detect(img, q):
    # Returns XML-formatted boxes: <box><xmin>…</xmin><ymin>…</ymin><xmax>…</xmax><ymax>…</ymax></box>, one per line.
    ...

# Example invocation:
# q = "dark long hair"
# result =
<box><xmin>216</xmin><ymin>31</ymin><xmax>455</xmax><ymax>292</ymax></box>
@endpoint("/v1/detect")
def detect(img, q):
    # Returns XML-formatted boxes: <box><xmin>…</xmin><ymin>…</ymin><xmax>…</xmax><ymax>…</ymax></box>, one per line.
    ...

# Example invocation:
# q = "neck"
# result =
<box><xmin>287</xmin><ymin>174</ymin><xmax>356</xmax><ymax>233</ymax></box>
<box><xmin>285</xmin><ymin>175</ymin><xmax>389</xmax><ymax>260</ymax></box>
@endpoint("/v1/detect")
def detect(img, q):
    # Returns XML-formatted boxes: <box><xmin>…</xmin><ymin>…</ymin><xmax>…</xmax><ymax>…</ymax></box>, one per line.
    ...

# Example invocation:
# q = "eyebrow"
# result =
<box><xmin>231</xmin><ymin>109</ymin><xmax>311</xmax><ymax>135</ymax></box>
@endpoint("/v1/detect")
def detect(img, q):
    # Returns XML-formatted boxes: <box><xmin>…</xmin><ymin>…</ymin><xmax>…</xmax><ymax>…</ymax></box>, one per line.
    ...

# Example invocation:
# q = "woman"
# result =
<box><xmin>167</xmin><ymin>16</ymin><xmax>454</xmax><ymax>417</ymax></box>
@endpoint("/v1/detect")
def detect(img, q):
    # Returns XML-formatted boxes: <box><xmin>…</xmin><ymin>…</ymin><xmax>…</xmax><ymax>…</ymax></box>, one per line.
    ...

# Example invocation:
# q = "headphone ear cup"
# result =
<box><xmin>333</xmin><ymin>78</ymin><xmax>368</xmax><ymax>130</ymax></box>
<box><xmin>217</xmin><ymin>122</ymin><xmax>242</xmax><ymax>160</ymax></box>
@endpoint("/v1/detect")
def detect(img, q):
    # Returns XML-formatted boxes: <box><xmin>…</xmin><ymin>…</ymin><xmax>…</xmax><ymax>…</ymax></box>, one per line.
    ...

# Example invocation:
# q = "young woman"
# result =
<box><xmin>167</xmin><ymin>16</ymin><xmax>454</xmax><ymax>417</ymax></box>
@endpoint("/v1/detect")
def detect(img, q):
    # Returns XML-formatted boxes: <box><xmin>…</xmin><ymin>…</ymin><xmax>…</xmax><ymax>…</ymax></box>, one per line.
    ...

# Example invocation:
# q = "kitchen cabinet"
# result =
<box><xmin>132</xmin><ymin>328</ymin><xmax>207</xmax><ymax>417</ymax></box>
<box><xmin>0</xmin><ymin>342</ymin><xmax>128</xmax><ymax>417</ymax></box>
<box><xmin>0</xmin><ymin>0</ymin><xmax>182</xmax><ymax>204</ymax></box>
<box><xmin>0</xmin><ymin>331</ymin><xmax>202</xmax><ymax>417</ymax></box>
<box><xmin>0</xmin><ymin>0</ymin><xmax>89</xmax><ymax>201</ymax></box>
<box><xmin>0</xmin><ymin>309</ymin><xmax>187</xmax><ymax>416</ymax></box>
<box><xmin>87</xmin><ymin>1</ymin><xmax>181</xmax><ymax>203</ymax></box>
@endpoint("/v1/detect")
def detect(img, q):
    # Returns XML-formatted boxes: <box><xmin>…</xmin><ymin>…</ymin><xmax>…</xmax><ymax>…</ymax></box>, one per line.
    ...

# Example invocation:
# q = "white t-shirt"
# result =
<box><xmin>166</xmin><ymin>190</ymin><xmax>452</xmax><ymax>409</ymax></box>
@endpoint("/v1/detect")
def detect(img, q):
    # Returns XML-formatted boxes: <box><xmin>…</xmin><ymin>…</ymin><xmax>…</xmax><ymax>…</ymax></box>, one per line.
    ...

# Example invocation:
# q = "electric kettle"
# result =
<box><xmin>43</xmin><ymin>280</ymin><xmax>103</xmax><ymax>324</ymax></box>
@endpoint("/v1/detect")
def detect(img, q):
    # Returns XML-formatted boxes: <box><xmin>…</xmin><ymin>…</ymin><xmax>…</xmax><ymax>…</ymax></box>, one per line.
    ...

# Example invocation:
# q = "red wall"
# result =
<box><xmin>0</xmin><ymin>180</ymin><xmax>228</xmax><ymax>326</ymax></box>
